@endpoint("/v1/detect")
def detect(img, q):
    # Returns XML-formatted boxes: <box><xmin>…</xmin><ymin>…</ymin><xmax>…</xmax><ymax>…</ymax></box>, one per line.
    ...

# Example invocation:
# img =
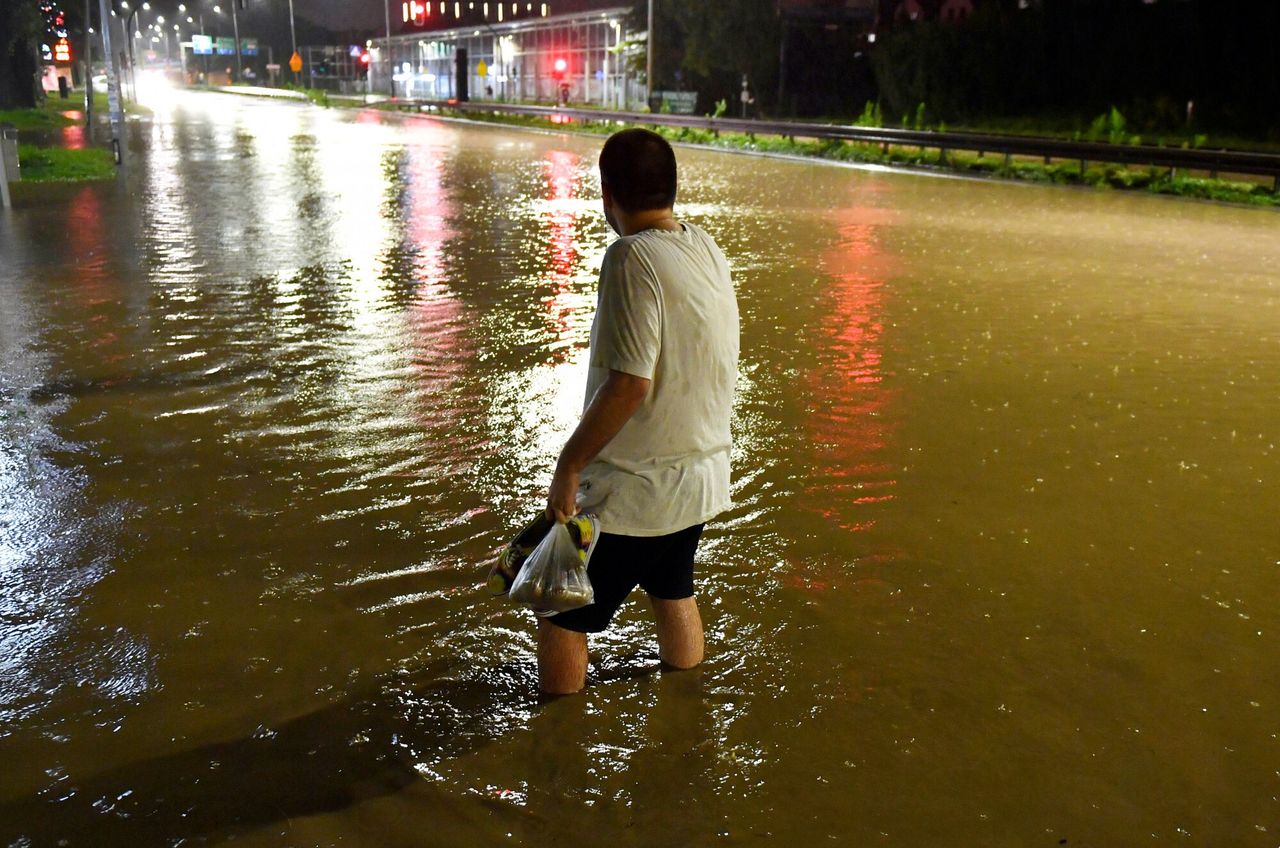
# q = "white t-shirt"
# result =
<box><xmin>577</xmin><ymin>222</ymin><xmax>740</xmax><ymax>537</ymax></box>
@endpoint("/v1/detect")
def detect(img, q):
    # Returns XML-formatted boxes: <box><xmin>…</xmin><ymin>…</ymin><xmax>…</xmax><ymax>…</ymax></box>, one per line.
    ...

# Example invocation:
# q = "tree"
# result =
<box><xmin>632</xmin><ymin>0</ymin><xmax>780</xmax><ymax>113</ymax></box>
<box><xmin>676</xmin><ymin>0</ymin><xmax>779</xmax><ymax>110</ymax></box>
<box><xmin>1</xmin><ymin>0</ymin><xmax>44</xmax><ymax>109</ymax></box>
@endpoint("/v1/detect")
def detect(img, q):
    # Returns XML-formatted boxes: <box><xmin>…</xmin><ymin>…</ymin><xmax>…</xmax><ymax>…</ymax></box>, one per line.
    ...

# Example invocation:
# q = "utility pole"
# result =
<box><xmin>287</xmin><ymin>0</ymin><xmax>297</xmax><ymax>83</ymax></box>
<box><xmin>83</xmin><ymin>0</ymin><xmax>93</xmax><ymax>128</ymax></box>
<box><xmin>645</xmin><ymin>0</ymin><xmax>653</xmax><ymax>110</ymax></box>
<box><xmin>96</xmin><ymin>0</ymin><xmax>124</xmax><ymax>163</ymax></box>
<box><xmin>230</xmin><ymin>0</ymin><xmax>242</xmax><ymax>81</ymax></box>
<box><xmin>384</xmin><ymin>0</ymin><xmax>393</xmax><ymax>95</ymax></box>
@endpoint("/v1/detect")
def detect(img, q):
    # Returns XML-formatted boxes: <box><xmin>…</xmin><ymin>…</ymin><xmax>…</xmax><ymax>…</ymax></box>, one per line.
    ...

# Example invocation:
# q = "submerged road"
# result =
<box><xmin>2</xmin><ymin>89</ymin><xmax>1279</xmax><ymax>846</ymax></box>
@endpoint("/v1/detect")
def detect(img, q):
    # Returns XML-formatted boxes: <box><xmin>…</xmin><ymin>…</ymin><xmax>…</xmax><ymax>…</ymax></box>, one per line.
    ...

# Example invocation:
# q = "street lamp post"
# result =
<box><xmin>229</xmin><ymin>0</ymin><xmax>242</xmax><ymax>81</ymax></box>
<box><xmin>287</xmin><ymin>0</ymin><xmax>297</xmax><ymax>84</ymax></box>
<box><xmin>646</xmin><ymin>0</ymin><xmax>653</xmax><ymax>110</ymax></box>
<box><xmin>383</xmin><ymin>0</ymin><xmax>393</xmax><ymax>96</ymax></box>
<box><xmin>122</xmin><ymin>1</ymin><xmax>149</xmax><ymax>97</ymax></box>
<box><xmin>95</xmin><ymin>0</ymin><xmax>124</xmax><ymax>162</ymax></box>
<box><xmin>84</xmin><ymin>0</ymin><xmax>92</xmax><ymax>126</ymax></box>
<box><xmin>156</xmin><ymin>15</ymin><xmax>168</xmax><ymax>63</ymax></box>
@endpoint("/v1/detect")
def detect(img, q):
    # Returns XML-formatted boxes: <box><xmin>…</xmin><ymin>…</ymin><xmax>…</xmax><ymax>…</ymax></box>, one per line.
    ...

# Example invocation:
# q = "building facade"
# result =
<box><xmin>370</xmin><ymin>6</ymin><xmax>638</xmax><ymax>107</ymax></box>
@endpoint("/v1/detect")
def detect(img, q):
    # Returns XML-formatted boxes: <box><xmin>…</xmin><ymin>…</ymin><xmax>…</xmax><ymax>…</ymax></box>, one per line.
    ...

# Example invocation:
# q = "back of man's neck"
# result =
<box><xmin>621</xmin><ymin>208</ymin><xmax>680</xmax><ymax>236</ymax></box>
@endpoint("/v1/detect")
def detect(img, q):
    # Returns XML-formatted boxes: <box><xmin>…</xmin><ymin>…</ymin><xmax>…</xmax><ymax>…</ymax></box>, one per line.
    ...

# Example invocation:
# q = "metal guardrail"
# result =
<box><xmin>394</xmin><ymin>99</ymin><xmax>1280</xmax><ymax>188</ymax></box>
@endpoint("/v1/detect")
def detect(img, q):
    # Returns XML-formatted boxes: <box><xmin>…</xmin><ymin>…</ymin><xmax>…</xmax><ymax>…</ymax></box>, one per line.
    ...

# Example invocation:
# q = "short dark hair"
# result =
<box><xmin>598</xmin><ymin>128</ymin><xmax>677</xmax><ymax>213</ymax></box>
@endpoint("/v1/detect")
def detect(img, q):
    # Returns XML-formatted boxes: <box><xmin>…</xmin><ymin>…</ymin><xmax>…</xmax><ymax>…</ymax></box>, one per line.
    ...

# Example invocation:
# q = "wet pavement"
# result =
<box><xmin>1</xmin><ymin>89</ymin><xmax>1279</xmax><ymax>846</ymax></box>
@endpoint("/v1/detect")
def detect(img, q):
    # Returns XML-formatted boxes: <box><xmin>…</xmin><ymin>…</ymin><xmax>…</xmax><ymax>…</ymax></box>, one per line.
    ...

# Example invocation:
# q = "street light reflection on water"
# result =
<box><xmin>1</xmin><ymin>91</ymin><xmax>1280</xmax><ymax>845</ymax></box>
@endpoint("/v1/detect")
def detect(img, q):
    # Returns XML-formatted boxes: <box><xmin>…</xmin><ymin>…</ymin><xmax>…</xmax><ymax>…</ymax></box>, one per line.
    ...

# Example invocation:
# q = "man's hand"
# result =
<box><xmin>546</xmin><ymin>463</ymin><xmax>579</xmax><ymax>524</ymax></box>
<box><xmin>545</xmin><ymin>369</ymin><xmax>650</xmax><ymax>523</ymax></box>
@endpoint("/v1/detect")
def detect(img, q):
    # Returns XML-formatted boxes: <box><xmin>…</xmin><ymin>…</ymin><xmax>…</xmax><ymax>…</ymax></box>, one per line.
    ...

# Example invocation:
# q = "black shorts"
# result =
<box><xmin>546</xmin><ymin>523</ymin><xmax>705</xmax><ymax>634</ymax></box>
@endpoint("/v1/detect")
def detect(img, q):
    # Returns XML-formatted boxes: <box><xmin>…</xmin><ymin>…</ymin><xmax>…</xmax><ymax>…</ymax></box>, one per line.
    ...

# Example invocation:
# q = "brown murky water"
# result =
<box><xmin>2</xmin><ymin>90</ymin><xmax>1279</xmax><ymax>846</ymax></box>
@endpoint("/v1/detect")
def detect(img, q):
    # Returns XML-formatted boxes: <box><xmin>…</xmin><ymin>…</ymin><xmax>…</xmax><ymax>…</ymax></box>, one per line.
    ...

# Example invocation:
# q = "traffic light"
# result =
<box><xmin>552</xmin><ymin>57</ymin><xmax>567</xmax><ymax>79</ymax></box>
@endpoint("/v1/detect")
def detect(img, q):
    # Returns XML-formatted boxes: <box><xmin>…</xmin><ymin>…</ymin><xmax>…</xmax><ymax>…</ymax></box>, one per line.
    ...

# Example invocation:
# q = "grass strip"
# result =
<box><xmin>0</xmin><ymin>91</ymin><xmax>151</xmax><ymax>132</ymax></box>
<box><xmin>17</xmin><ymin>144</ymin><xmax>116</xmax><ymax>182</ymax></box>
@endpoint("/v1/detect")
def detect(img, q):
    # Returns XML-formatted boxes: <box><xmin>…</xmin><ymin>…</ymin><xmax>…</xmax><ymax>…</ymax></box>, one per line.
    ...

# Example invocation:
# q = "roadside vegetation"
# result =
<box><xmin>0</xmin><ymin>91</ymin><xmax>148</xmax><ymax>182</ymax></box>
<box><xmin>396</xmin><ymin>104</ymin><xmax>1278</xmax><ymax>208</ymax></box>
<box><xmin>0</xmin><ymin>96</ymin><xmax>79</xmax><ymax>130</ymax></box>
<box><xmin>282</xmin><ymin>84</ymin><xmax>332</xmax><ymax>108</ymax></box>
<box><xmin>0</xmin><ymin>90</ymin><xmax>150</xmax><ymax>129</ymax></box>
<box><xmin>15</xmin><ymin>144</ymin><xmax>115</xmax><ymax>181</ymax></box>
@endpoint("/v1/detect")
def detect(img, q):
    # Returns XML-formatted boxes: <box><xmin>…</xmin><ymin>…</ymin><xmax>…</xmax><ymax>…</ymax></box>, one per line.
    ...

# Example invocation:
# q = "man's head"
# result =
<box><xmin>599</xmin><ymin>129</ymin><xmax>677</xmax><ymax>233</ymax></box>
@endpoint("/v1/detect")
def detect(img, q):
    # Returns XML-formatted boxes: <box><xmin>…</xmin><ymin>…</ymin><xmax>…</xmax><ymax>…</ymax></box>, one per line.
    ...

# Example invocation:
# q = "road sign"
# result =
<box><xmin>241</xmin><ymin>38</ymin><xmax>258</xmax><ymax>57</ymax></box>
<box><xmin>192</xmin><ymin>34</ymin><xmax>213</xmax><ymax>55</ymax></box>
<box><xmin>289</xmin><ymin>52</ymin><xmax>303</xmax><ymax>73</ymax></box>
<box><xmin>652</xmin><ymin>90</ymin><xmax>698</xmax><ymax>114</ymax></box>
<box><xmin>215</xmin><ymin>37</ymin><xmax>235</xmax><ymax>56</ymax></box>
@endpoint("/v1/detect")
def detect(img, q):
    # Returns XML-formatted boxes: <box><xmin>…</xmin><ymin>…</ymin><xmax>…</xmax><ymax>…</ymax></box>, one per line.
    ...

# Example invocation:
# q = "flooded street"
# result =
<box><xmin>2</xmin><ymin>91</ymin><xmax>1279</xmax><ymax>846</ymax></box>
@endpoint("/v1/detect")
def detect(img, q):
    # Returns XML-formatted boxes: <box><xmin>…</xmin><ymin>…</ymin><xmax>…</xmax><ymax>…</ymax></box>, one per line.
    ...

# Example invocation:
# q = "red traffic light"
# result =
<box><xmin>360</xmin><ymin>51</ymin><xmax>371</xmax><ymax>64</ymax></box>
<box><xmin>553</xmin><ymin>57</ymin><xmax>567</xmax><ymax>74</ymax></box>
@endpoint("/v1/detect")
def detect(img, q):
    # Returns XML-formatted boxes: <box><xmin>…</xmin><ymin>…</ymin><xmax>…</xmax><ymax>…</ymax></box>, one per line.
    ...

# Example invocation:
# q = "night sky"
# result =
<box><xmin>298</xmin><ymin>0</ymin><xmax>386</xmax><ymax>31</ymax></box>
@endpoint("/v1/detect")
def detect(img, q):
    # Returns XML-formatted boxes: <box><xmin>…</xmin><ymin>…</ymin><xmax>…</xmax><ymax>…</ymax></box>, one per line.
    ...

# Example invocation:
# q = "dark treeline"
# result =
<box><xmin>870</xmin><ymin>0</ymin><xmax>1280</xmax><ymax>137</ymax></box>
<box><xmin>1</xmin><ymin>1</ymin><xmax>45</xmax><ymax>108</ymax></box>
<box><xmin>630</xmin><ymin>0</ymin><xmax>782</xmax><ymax>116</ymax></box>
<box><xmin>638</xmin><ymin>0</ymin><xmax>1279</xmax><ymax>140</ymax></box>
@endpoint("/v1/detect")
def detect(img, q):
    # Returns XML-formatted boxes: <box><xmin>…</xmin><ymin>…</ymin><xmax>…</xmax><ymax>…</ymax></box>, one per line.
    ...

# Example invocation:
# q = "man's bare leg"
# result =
<box><xmin>649</xmin><ymin>595</ymin><xmax>704</xmax><ymax>669</ymax></box>
<box><xmin>537</xmin><ymin>619</ymin><xmax>588</xmax><ymax>695</ymax></box>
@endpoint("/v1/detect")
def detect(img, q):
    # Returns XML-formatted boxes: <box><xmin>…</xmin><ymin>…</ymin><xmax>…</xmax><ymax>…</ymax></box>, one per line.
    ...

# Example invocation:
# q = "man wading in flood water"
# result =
<box><xmin>538</xmin><ymin>128</ymin><xmax>740</xmax><ymax>695</ymax></box>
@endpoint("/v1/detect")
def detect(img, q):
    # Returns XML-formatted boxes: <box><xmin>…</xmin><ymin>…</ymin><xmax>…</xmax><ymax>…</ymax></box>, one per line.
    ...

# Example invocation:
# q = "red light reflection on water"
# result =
<box><xmin>806</xmin><ymin>198</ymin><xmax>899</xmax><ymax>538</ymax></box>
<box><xmin>65</xmin><ymin>186</ymin><xmax>128</xmax><ymax>360</ymax></box>
<box><xmin>541</xmin><ymin>149</ymin><xmax>583</xmax><ymax>356</ymax></box>
<box><xmin>66</xmin><ymin>186</ymin><xmax>109</xmax><ymax>285</ymax></box>
<box><xmin>59</xmin><ymin>111</ymin><xmax>86</xmax><ymax>149</ymax></box>
<box><xmin>402</xmin><ymin>137</ymin><xmax>469</xmax><ymax>431</ymax></box>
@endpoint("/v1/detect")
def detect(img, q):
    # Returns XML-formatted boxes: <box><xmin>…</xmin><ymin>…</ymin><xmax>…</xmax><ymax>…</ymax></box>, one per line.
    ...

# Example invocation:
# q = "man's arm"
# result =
<box><xmin>546</xmin><ymin>369</ymin><xmax>651</xmax><ymax>520</ymax></box>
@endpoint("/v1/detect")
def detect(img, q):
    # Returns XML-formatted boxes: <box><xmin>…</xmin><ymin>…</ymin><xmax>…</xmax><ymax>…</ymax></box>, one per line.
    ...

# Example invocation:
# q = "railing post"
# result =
<box><xmin>0</xmin><ymin>125</ymin><xmax>14</xmax><ymax>209</ymax></box>
<box><xmin>0</xmin><ymin>147</ymin><xmax>10</xmax><ymax>209</ymax></box>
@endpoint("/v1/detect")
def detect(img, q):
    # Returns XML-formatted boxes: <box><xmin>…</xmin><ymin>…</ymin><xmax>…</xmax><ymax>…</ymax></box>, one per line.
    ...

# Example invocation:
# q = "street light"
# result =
<box><xmin>646</xmin><ymin>0</ymin><xmax>653</xmax><ymax>109</ymax></box>
<box><xmin>227</xmin><ymin>0</ymin><xmax>242</xmax><ymax>82</ymax></box>
<box><xmin>122</xmin><ymin>0</ymin><xmax>155</xmax><ymax>96</ymax></box>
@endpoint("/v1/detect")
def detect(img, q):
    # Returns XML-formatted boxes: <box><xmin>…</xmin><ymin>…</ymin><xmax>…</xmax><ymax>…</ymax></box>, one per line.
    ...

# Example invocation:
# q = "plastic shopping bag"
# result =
<box><xmin>487</xmin><ymin>511</ymin><xmax>555</xmax><ymax>596</ymax></box>
<box><xmin>507</xmin><ymin>516</ymin><xmax>597</xmax><ymax>614</ymax></box>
